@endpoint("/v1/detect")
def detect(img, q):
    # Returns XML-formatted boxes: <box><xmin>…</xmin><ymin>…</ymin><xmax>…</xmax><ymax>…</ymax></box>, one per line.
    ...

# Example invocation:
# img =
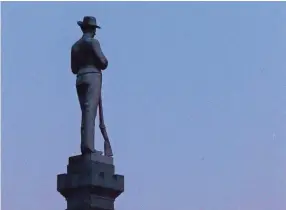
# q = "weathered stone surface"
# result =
<box><xmin>69</xmin><ymin>151</ymin><xmax>113</xmax><ymax>165</ymax></box>
<box><xmin>57</xmin><ymin>152</ymin><xmax>124</xmax><ymax>210</ymax></box>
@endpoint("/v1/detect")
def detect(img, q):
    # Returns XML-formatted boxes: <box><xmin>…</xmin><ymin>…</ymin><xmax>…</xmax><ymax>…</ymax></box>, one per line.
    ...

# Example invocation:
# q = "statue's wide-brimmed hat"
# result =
<box><xmin>77</xmin><ymin>16</ymin><xmax>101</xmax><ymax>29</ymax></box>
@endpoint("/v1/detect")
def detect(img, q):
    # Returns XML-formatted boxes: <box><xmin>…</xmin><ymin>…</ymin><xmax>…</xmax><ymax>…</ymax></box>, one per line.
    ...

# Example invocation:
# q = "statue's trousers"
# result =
<box><xmin>76</xmin><ymin>72</ymin><xmax>102</xmax><ymax>154</ymax></box>
<box><xmin>76</xmin><ymin>71</ymin><xmax>113</xmax><ymax>156</ymax></box>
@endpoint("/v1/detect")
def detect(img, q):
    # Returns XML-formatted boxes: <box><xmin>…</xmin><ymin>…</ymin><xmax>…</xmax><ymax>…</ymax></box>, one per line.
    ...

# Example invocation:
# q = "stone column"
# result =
<box><xmin>57</xmin><ymin>151</ymin><xmax>124</xmax><ymax>210</ymax></box>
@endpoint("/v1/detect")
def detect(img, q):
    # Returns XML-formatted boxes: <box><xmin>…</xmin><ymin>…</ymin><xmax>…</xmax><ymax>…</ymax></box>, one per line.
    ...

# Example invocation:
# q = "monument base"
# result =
<box><xmin>57</xmin><ymin>151</ymin><xmax>124</xmax><ymax>210</ymax></box>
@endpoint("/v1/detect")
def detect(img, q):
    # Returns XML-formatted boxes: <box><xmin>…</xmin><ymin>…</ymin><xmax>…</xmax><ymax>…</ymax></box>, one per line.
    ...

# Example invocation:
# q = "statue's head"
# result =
<box><xmin>77</xmin><ymin>16</ymin><xmax>101</xmax><ymax>37</ymax></box>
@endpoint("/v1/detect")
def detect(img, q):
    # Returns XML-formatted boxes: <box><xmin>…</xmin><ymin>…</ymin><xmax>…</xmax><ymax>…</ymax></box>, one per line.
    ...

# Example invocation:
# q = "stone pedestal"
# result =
<box><xmin>57</xmin><ymin>151</ymin><xmax>124</xmax><ymax>210</ymax></box>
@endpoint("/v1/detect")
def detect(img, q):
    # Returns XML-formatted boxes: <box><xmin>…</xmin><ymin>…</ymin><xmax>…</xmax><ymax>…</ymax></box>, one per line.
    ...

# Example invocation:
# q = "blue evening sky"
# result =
<box><xmin>2</xmin><ymin>2</ymin><xmax>286</xmax><ymax>210</ymax></box>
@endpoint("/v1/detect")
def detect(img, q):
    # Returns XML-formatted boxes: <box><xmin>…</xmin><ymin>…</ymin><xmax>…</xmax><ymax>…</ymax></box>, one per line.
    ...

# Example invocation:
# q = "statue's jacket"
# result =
<box><xmin>71</xmin><ymin>33</ymin><xmax>108</xmax><ymax>75</ymax></box>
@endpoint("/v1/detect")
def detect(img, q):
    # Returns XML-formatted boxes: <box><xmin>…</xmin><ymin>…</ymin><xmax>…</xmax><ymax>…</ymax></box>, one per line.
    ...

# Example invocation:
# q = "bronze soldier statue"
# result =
<box><xmin>71</xmin><ymin>16</ymin><xmax>113</xmax><ymax>156</ymax></box>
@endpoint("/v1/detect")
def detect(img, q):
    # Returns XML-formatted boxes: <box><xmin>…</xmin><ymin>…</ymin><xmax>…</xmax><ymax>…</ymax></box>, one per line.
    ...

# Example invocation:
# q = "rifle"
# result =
<box><xmin>98</xmin><ymin>94</ymin><xmax>113</xmax><ymax>157</ymax></box>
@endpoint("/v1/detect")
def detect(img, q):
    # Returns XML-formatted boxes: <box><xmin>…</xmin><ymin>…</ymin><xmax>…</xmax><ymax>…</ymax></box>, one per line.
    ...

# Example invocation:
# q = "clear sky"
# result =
<box><xmin>2</xmin><ymin>2</ymin><xmax>286</xmax><ymax>210</ymax></box>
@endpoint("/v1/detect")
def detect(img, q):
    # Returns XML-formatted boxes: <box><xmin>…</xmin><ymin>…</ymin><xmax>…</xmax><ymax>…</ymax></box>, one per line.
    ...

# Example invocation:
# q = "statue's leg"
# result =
<box><xmin>76</xmin><ymin>73</ymin><xmax>102</xmax><ymax>154</ymax></box>
<box><xmin>87</xmin><ymin>73</ymin><xmax>102</xmax><ymax>150</ymax></box>
<box><xmin>77</xmin><ymin>82</ymin><xmax>93</xmax><ymax>154</ymax></box>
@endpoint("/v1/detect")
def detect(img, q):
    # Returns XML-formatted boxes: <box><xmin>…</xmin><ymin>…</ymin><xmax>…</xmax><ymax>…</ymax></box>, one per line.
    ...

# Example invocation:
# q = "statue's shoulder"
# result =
<box><xmin>90</xmin><ymin>38</ymin><xmax>100</xmax><ymax>46</ymax></box>
<box><xmin>71</xmin><ymin>39</ymin><xmax>81</xmax><ymax>49</ymax></box>
<box><xmin>93</xmin><ymin>38</ymin><xmax>100</xmax><ymax>44</ymax></box>
<box><xmin>83</xmin><ymin>38</ymin><xmax>100</xmax><ymax>48</ymax></box>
